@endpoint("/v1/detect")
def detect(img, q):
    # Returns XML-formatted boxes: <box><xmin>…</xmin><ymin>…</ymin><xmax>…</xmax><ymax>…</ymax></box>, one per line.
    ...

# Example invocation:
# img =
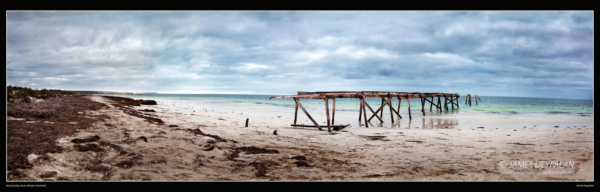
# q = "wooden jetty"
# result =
<box><xmin>464</xmin><ymin>94</ymin><xmax>481</xmax><ymax>106</ymax></box>
<box><xmin>270</xmin><ymin>91</ymin><xmax>460</xmax><ymax>132</ymax></box>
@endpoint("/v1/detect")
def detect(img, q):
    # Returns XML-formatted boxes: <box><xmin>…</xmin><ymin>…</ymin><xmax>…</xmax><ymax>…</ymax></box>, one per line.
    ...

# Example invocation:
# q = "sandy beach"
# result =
<box><xmin>9</xmin><ymin>95</ymin><xmax>594</xmax><ymax>181</ymax></box>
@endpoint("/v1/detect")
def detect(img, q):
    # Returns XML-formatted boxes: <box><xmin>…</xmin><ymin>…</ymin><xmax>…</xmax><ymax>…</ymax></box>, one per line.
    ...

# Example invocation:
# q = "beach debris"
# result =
<box><xmin>550</xmin><ymin>143</ymin><xmax>560</xmax><ymax>145</ymax></box>
<box><xmin>273</xmin><ymin>130</ymin><xmax>278</xmax><ymax>135</ymax></box>
<box><xmin>235</xmin><ymin>146</ymin><xmax>279</xmax><ymax>154</ymax></box>
<box><xmin>361</xmin><ymin>135</ymin><xmax>387</xmax><ymax>141</ymax></box>
<box><xmin>71</xmin><ymin>135</ymin><xmax>100</xmax><ymax>143</ymax></box>
<box><xmin>477</xmin><ymin>127</ymin><xmax>484</xmax><ymax>128</ymax></box>
<box><xmin>513</xmin><ymin>130</ymin><xmax>517</xmax><ymax>131</ymax></box>
<box><xmin>115</xmin><ymin>160</ymin><xmax>135</xmax><ymax>169</ymax></box>
<box><xmin>406</xmin><ymin>140</ymin><xmax>424</xmax><ymax>143</ymax></box>
<box><xmin>203</xmin><ymin>145</ymin><xmax>215</xmax><ymax>151</ymax></box>
<box><xmin>291</xmin><ymin>155</ymin><xmax>307</xmax><ymax>161</ymax></box>
<box><xmin>39</xmin><ymin>171</ymin><xmax>58</xmax><ymax>178</ymax></box>
<box><xmin>293</xmin><ymin>161</ymin><xmax>312</xmax><ymax>167</ymax></box>
<box><xmin>523</xmin><ymin>126</ymin><xmax>526</xmax><ymax>128</ymax></box>
<box><xmin>139</xmin><ymin>109</ymin><xmax>156</xmax><ymax>112</ymax></box>
<box><xmin>506</xmin><ymin>143</ymin><xmax>534</xmax><ymax>145</ymax></box>
<box><xmin>245</xmin><ymin>118</ymin><xmax>249</xmax><ymax>127</ymax></box>
<box><xmin>74</xmin><ymin>144</ymin><xmax>104</xmax><ymax>152</ymax></box>
<box><xmin>168</xmin><ymin>125</ymin><xmax>178</xmax><ymax>127</ymax></box>
<box><xmin>507</xmin><ymin>135</ymin><xmax>511</xmax><ymax>136</ymax></box>
<box><xmin>136</xmin><ymin>136</ymin><xmax>148</xmax><ymax>142</ymax></box>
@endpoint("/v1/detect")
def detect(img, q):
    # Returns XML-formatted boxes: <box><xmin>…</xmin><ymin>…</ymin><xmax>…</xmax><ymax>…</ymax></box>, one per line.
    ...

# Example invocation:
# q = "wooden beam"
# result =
<box><xmin>430</xmin><ymin>96</ymin><xmax>433</xmax><ymax>112</ymax></box>
<box><xmin>387</xmin><ymin>100</ymin><xmax>402</xmax><ymax>118</ymax></box>
<box><xmin>397</xmin><ymin>96</ymin><xmax>402</xmax><ymax>119</ymax></box>
<box><xmin>368</xmin><ymin>98</ymin><xmax>391</xmax><ymax>122</ymax></box>
<box><xmin>294</xmin><ymin>98</ymin><xmax>322</xmax><ymax>131</ymax></box>
<box><xmin>324</xmin><ymin>98</ymin><xmax>331</xmax><ymax>132</ymax></box>
<box><xmin>451</xmin><ymin>96</ymin><xmax>454</xmax><ymax>110</ymax></box>
<box><xmin>364</xmin><ymin>101</ymin><xmax>384</xmax><ymax>123</ymax></box>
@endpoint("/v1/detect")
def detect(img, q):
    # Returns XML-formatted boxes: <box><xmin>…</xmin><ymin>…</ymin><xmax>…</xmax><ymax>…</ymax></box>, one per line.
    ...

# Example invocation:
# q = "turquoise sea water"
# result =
<box><xmin>106</xmin><ymin>94</ymin><xmax>593</xmax><ymax>129</ymax></box>
<box><xmin>109</xmin><ymin>94</ymin><xmax>593</xmax><ymax>115</ymax></box>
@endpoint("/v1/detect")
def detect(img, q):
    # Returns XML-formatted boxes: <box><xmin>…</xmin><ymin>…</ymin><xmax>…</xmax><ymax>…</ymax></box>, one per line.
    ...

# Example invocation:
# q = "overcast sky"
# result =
<box><xmin>6</xmin><ymin>11</ymin><xmax>593</xmax><ymax>99</ymax></box>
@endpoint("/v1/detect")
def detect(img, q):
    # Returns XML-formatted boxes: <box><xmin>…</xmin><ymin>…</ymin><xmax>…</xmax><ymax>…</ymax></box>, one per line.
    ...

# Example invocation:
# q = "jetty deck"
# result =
<box><xmin>270</xmin><ymin>91</ymin><xmax>461</xmax><ymax>132</ymax></box>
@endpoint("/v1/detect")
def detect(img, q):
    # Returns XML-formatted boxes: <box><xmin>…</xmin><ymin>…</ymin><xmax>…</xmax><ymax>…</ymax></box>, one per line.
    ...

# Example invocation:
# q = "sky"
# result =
<box><xmin>6</xmin><ymin>11</ymin><xmax>594</xmax><ymax>99</ymax></box>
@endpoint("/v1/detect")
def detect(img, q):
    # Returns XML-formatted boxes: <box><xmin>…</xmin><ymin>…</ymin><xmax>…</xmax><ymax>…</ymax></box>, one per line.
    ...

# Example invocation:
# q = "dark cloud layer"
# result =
<box><xmin>6</xmin><ymin>11</ymin><xmax>593</xmax><ymax>99</ymax></box>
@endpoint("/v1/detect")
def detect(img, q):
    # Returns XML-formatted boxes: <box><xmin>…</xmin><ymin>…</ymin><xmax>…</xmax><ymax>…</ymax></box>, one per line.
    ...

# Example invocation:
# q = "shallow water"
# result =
<box><xmin>105</xmin><ymin>94</ymin><xmax>593</xmax><ymax>130</ymax></box>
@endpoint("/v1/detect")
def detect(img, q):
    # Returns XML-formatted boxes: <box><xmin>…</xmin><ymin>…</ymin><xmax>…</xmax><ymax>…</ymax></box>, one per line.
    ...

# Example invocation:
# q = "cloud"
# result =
<box><xmin>6</xmin><ymin>11</ymin><xmax>593</xmax><ymax>99</ymax></box>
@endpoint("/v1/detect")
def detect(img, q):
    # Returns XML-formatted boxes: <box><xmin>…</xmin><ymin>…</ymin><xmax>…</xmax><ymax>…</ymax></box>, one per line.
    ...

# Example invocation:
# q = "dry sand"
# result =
<box><xmin>15</xmin><ymin>95</ymin><xmax>594</xmax><ymax>181</ymax></box>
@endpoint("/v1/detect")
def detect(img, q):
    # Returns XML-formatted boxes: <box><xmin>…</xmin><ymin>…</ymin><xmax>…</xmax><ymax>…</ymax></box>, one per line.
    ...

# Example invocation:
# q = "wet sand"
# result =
<box><xmin>15</xmin><ymin>95</ymin><xmax>594</xmax><ymax>181</ymax></box>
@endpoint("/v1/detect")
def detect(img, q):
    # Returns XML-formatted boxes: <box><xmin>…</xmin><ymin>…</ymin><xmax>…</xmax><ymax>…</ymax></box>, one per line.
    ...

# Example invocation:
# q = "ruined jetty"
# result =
<box><xmin>270</xmin><ymin>91</ymin><xmax>461</xmax><ymax>132</ymax></box>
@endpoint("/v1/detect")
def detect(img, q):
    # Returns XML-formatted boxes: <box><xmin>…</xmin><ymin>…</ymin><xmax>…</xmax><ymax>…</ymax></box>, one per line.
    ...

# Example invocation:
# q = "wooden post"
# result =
<box><xmin>245</xmin><ymin>118</ymin><xmax>249</xmax><ymax>127</ymax></box>
<box><xmin>450</xmin><ymin>96</ymin><xmax>454</xmax><ymax>110</ymax></box>
<box><xmin>379</xmin><ymin>97</ymin><xmax>384</xmax><ymax>118</ymax></box>
<box><xmin>358</xmin><ymin>98</ymin><xmax>363</xmax><ymax>121</ymax></box>
<box><xmin>475</xmin><ymin>95</ymin><xmax>478</xmax><ymax>105</ymax></box>
<box><xmin>437</xmin><ymin>96</ymin><xmax>442</xmax><ymax>112</ymax></box>
<box><xmin>362</xmin><ymin>97</ymin><xmax>368</xmax><ymax>128</ymax></box>
<box><xmin>406</xmin><ymin>95</ymin><xmax>412</xmax><ymax>120</ymax></box>
<box><xmin>465</xmin><ymin>94</ymin><xmax>468</xmax><ymax>104</ymax></box>
<box><xmin>324</xmin><ymin>98</ymin><xmax>331</xmax><ymax>132</ymax></box>
<box><xmin>457</xmin><ymin>96</ymin><xmax>459</xmax><ymax>108</ymax></box>
<box><xmin>430</xmin><ymin>96</ymin><xmax>433</xmax><ymax>111</ymax></box>
<box><xmin>398</xmin><ymin>96</ymin><xmax>402</xmax><ymax>119</ymax></box>
<box><xmin>420</xmin><ymin>96</ymin><xmax>425</xmax><ymax>116</ymax></box>
<box><xmin>388</xmin><ymin>96</ymin><xmax>394</xmax><ymax>123</ymax></box>
<box><xmin>332</xmin><ymin>98</ymin><xmax>336</xmax><ymax>125</ymax></box>
<box><xmin>294</xmin><ymin>98</ymin><xmax>322</xmax><ymax>131</ymax></box>
<box><xmin>294</xmin><ymin>99</ymin><xmax>299</xmax><ymax>124</ymax></box>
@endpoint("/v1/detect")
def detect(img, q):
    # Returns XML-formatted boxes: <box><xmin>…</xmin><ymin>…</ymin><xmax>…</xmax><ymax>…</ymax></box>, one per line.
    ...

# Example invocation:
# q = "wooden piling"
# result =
<box><xmin>406</xmin><ymin>95</ymin><xmax>412</xmax><ymax>119</ymax></box>
<box><xmin>332</xmin><ymin>98</ymin><xmax>336</xmax><ymax>125</ymax></box>
<box><xmin>324</xmin><ymin>98</ymin><xmax>331</xmax><ymax>132</ymax></box>
<box><xmin>294</xmin><ymin>98</ymin><xmax>322</xmax><ymax>131</ymax></box>
<box><xmin>398</xmin><ymin>96</ymin><xmax>402</xmax><ymax>118</ymax></box>
<box><xmin>437</xmin><ymin>96</ymin><xmax>442</xmax><ymax>112</ymax></box>
<box><xmin>294</xmin><ymin>100</ymin><xmax>298</xmax><ymax>124</ymax></box>
<box><xmin>388</xmin><ymin>96</ymin><xmax>394</xmax><ymax>123</ymax></box>
<box><xmin>430</xmin><ymin>96</ymin><xmax>433</xmax><ymax>111</ymax></box>
<box><xmin>245</xmin><ymin>118</ymin><xmax>249</xmax><ymax>127</ymax></box>
<box><xmin>420</xmin><ymin>96</ymin><xmax>425</xmax><ymax>116</ymax></box>
<box><xmin>451</xmin><ymin>96</ymin><xmax>454</xmax><ymax>110</ymax></box>
<box><xmin>358</xmin><ymin>98</ymin><xmax>363</xmax><ymax>121</ymax></box>
<box><xmin>362</xmin><ymin>97</ymin><xmax>368</xmax><ymax>128</ymax></box>
<box><xmin>379</xmin><ymin>97</ymin><xmax>384</xmax><ymax>118</ymax></box>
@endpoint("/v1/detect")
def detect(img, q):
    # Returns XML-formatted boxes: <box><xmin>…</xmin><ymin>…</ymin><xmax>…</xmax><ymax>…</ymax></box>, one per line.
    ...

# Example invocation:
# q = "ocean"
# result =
<box><xmin>106</xmin><ymin>94</ymin><xmax>593</xmax><ymax>129</ymax></box>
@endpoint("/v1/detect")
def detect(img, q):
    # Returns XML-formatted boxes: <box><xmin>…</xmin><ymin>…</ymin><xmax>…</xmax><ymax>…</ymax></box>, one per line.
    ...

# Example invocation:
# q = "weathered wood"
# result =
<box><xmin>457</xmin><ymin>96</ymin><xmax>459</xmax><ymax>108</ymax></box>
<box><xmin>362</xmin><ymin>97</ymin><xmax>368</xmax><ymax>128</ymax></box>
<box><xmin>398</xmin><ymin>97</ymin><xmax>402</xmax><ymax>118</ymax></box>
<box><xmin>379</xmin><ymin>97</ymin><xmax>384</xmax><ymax>118</ymax></box>
<box><xmin>291</xmin><ymin>124</ymin><xmax>348</xmax><ymax>130</ymax></box>
<box><xmin>387</xmin><ymin>100</ymin><xmax>402</xmax><ymax>118</ymax></box>
<box><xmin>430</xmin><ymin>96</ymin><xmax>433</xmax><ymax>111</ymax></box>
<box><xmin>245</xmin><ymin>118</ymin><xmax>249</xmax><ymax>127</ymax></box>
<box><xmin>324</xmin><ymin>98</ymin><xmax>331</xmax><ymax>132</ymax></box>
<box><xmin>407</xmin><ymin>95</ymin><xmax>412</xmax><ymax>119</ymax></box>
<box><xmin>332</xmin><ymin>98</ymin><xmax>336</xmax><ymax>125</ymax></box>
<box><xmin>388</xmin><ymin>96</ymin><xmax>394</xmax><ymax>123</ymax></box>
<box><xmin>451</xmin><ymin>96</ymin><xmax>454</xmax><ymax>110</ymax></box>
<box><xmin>420</xmin><ymin>96</ymin><xmax>425</xmax><ymax>116</ymax></box>
<box><xmin>368</xmin><ymin>98</ymin><xmax>392</xmax><ymax>122</ymax></box>
<box><xmin>294</xmin><ymin>98</ymin><xmax>322</xmax><ymax>131</ymax></box>
<box><xmin>358</xmin><ymin>98</ymin><xmax>363</xmax><ymax>121</ymax></box>
<box><xmin>475</xmin><ymin>95</ymin><xmax>478</xmax><ymax>105</ymax></box>
<box><xmin>294</xmin><ymin>100</ymin><xmax>298</xmax><ymax>124</ymax></box>
<box><xmin>364</xmin><ymin>101</ymin><xmax>384</xmax><ymax>122</ymax></box>
<box><xmin>437</xmin><ymin>96</ymin><xmax>442</xmax><ymax>112</ymax></box>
